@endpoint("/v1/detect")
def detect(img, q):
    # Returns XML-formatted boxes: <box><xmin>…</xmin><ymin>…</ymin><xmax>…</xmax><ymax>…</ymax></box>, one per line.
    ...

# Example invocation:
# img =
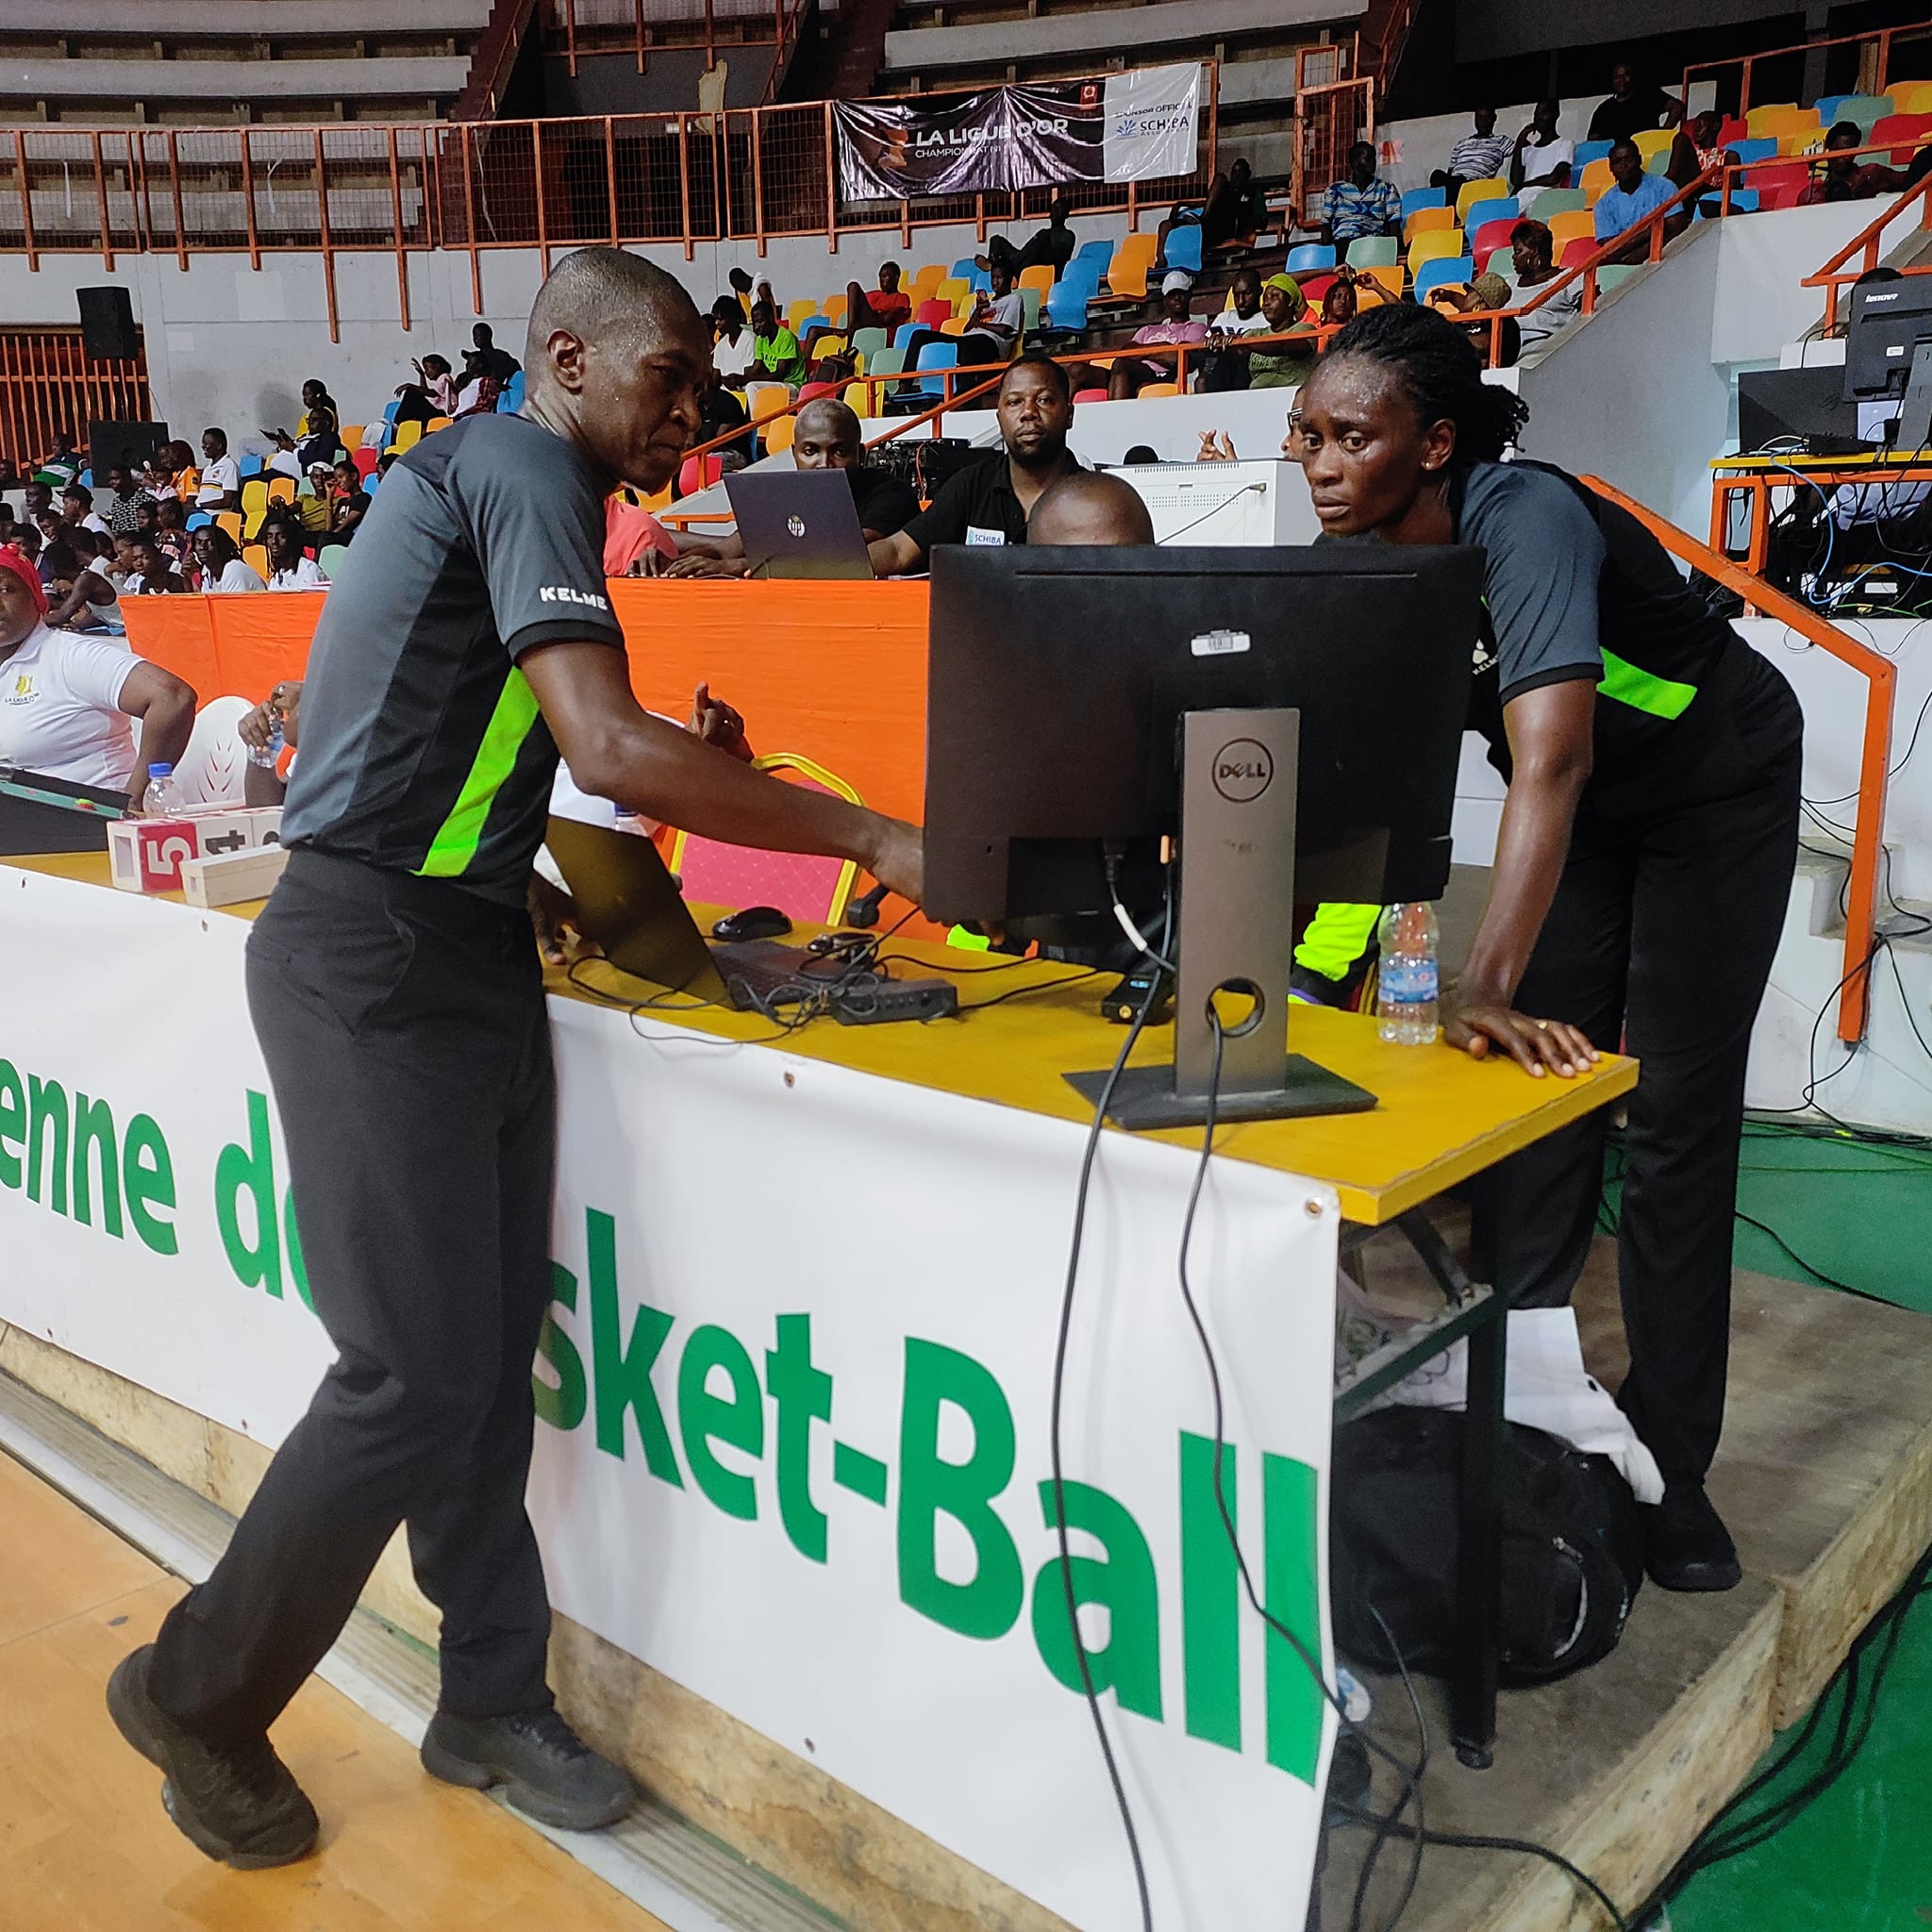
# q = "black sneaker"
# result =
<box><xmin>107</xmin><ymin>1645</ymin><xmax>319</xmax><ymax>1869</ymax></box>
<box><xmin>420</xmin><ymin>1705</ymin><xmax>635</xmax><ymax>1831</ymax></box>
<box><xmin>1644</xmin><ymin>1483</ymin><xmax>1743</xmax><ymax>1592</ymax></box>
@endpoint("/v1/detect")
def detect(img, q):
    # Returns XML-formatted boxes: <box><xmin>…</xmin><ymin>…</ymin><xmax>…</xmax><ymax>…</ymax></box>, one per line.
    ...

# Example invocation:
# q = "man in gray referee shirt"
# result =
<box><xmin>108</xmin><ymin>247</ymin><xmax>923</xmax><ymax>1868</ymax></box>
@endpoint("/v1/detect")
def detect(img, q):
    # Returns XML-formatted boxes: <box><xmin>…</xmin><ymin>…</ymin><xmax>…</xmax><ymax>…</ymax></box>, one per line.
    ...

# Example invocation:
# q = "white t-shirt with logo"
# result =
<box><xmin>0</xmin><ymin>622</ymin><xmax>140</xmax><ymax>790</ymax></box>
<box><xmin>195</xmin><ymin>454</ymin><xmax>241</xmax><ymax>507</ymax></box>
<box><xmin>211</xmin><ymin>558</ymin><xmax>268</xmax><ymax>593</ymax></box>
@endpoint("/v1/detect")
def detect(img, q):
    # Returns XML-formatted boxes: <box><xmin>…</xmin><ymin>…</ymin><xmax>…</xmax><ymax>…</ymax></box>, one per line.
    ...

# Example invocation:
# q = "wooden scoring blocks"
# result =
<box><xmin>179</xmin><ymin>842</ymin><xmax>289</xmax><ymax>908</ymax></box>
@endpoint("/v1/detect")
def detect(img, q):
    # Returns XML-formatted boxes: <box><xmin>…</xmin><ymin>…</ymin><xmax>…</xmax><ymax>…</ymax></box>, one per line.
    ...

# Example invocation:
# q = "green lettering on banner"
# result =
<box><xmin>0</xmin><ymin>1059</ymin><xmax>24</xmax><ymax>1189</ymax></box>
<box><xmin>122</xmin><ymin>1115</ymin><xmax>176</xmax><ymax>1255</ymax></box>
<box><xmin>283</xmin><ymin>1190</ymin><xmax>312</xmax><ymax>1309</ymax></box>
<box><xmin>1263</xmin><ymin>1452</ymin><xmax>1324</xmax><ymax>1786</ymax></box>
<box><xmin>679</xmin><ymin>1325</ymin><xmax>764</xmax><ymax>1522</ymax></box>
<box><xmin>215</xmin><ymin>1091</ymin><xmax>282</xmax><ymax>1295</ymax></box>
<box><xmin>26</xmin><ymin>1075</ymin><xmax>68</xmax><ymax>1213</ymax></box>
<box><xmin>1180</xmin><ymin>1431</ymin><xmax>1241</xmax><ymax>1752</ymax></box>
<box><xmin>766</xmin><ymin>1312</ymin><xmax>831</xmax><ymax>1561</ymax></box>
<box><xmin>71</xmin><ymin>1093</ymin><xmax>123</xmax><ymax>1238</ymax></box>
<box><xmin>534</xmin><ymin>1261</ymin><xmax>588</xmax><ymax>1433</ymax></box>
<box><xmin>896</xmin><ymin>1340</ymin><xmax>1022</xmax><ymax>1641</ymax></box>
<box><xmin>833</xmin><ymin>1443</ymin><xmax>889</xmax><ymax>1506</ymax></box>
<box><xmin>586</xmin><ymin>1208</ymin><xmax>683</xmax><ymax>1483</ymax></box>
<box><xmin>1030</xmin><ymin>1479</ymin><xmax>1163</xmax><ymax>1720</ymax></box>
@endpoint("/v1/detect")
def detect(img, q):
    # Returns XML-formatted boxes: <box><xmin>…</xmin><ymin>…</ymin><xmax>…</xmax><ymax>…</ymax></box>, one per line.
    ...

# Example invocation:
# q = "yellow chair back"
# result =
<box><xmin>1455</xmin><ymin>175</ymin><xmax>1509</xmax><ymax>221</ymax></box>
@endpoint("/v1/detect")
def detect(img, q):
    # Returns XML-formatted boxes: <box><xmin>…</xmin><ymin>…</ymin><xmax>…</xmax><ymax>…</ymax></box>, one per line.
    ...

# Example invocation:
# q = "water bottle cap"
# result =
<box><xmin>147</xmin><ymin>763</ymin><xmax>174</xmax><ymax>776</ymax></box>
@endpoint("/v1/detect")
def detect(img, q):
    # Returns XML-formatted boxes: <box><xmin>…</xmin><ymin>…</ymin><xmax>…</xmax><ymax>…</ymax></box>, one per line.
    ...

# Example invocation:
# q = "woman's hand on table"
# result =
<box><xmin>1443</xmin><ymin>1001</ymin><xmax>1599</xmax><ymax>1079</ymax></box>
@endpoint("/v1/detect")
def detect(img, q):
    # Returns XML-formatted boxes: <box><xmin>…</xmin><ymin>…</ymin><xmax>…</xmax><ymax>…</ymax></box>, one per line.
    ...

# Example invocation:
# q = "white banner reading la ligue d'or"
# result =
<box><xmin>0</xmin><ymin>865</ymin><xmax>1340</xmax><ymax>1932</ymax></box>
<box><xmin>1102</xmin><ymin>63</ymin><xmax>1203</xmax><ymax>184</ymax></box>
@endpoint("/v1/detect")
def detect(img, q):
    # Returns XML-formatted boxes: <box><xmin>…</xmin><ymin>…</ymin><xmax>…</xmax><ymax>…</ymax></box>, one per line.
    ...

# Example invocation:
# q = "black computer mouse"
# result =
<box><xmin>712</xmin><ymin>904</ymin><xmax>792</xmax><ymax>942</ymax></box>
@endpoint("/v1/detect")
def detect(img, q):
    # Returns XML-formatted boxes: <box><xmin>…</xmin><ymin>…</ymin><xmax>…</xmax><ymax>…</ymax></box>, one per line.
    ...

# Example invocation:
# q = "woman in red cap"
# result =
<box><xmin>0</xmin><ymin>541</ymin><xmax>196</xmax><ymax>799</ymax></box>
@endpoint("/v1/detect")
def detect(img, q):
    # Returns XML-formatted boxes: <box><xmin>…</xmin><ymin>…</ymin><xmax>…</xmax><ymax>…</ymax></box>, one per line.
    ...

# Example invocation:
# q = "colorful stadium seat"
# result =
<box><xmin>1455</xmin><ymin>175</ymin><xmax>1509</xmax><ymax>222</ymax></box>
<box><xmin>1413</xmin><ymin>256</ymin><xmax>1474</xmax><ymax>298</ymax></box>
<box><xmin>1404</xmin><ymin>205</ymin><xmax>1457</xmax><ymax>243</ymax></box>
<box><xmin>1462</xmin><ymin>195</ymin><xmax>1519</xmax><ymax>234</ymax></box>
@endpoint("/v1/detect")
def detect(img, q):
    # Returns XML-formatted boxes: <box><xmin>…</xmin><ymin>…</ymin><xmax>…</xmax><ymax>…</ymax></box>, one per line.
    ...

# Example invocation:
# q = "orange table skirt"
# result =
<box><xmin>122</xmin><ymin>580</ymin><xmax>932</xmax><ymax>839</ymax></box>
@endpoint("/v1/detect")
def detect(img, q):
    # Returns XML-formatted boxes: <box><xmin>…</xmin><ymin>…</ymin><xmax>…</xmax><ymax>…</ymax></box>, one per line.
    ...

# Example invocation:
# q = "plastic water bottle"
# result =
<box><xmin>142</xmin><ymin>762</ymin><xmax>186</xmax><ymax>817</ymax></box>
<box><xmin>1376</xmin><ymin>902</ymin><xmax>1440</xmax><ymax>1045</ymax></box>
<box><xmin>246</xmin><ymin>720</ymin><xmax>283</xmax><ymax>773</ymax></box>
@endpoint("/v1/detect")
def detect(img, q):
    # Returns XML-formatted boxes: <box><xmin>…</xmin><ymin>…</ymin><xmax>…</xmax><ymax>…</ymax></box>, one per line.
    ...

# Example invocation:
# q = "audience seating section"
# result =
<box><xmin>1346</xmin><ymin>236</ymin><xmax>1399</xmax><ymax>269</ymax></box>
<box><xmin>1404</xmin><ymin>206</ymin><xmax>1457</xmax><ymax>243</ymax></box>
<box><xmin>1455</xmin><ymin>176</ymin><xmax>1510</xmax><ymax>222</ymax></box>
<box><xmin>1400</xmin><ymin>187</ymin><xmax>1446</xmax><ymax>217</ymax></box>
<box><xmin>1287</xmin><ymin>242</ymin><xmax>1337</xmax><ymax>273</ymax></box>
<box><xmin>1462</xmin><ymin>195</ymin><xmax>1519</xmax><ymax>235</ymax></box>
<box><xmin>1413</xmin><ymin>257</ymin><xmax>1474</xmax><ymax>298</ymax></box>
<box><xmin>1407</xmin><ymin>227</ymin><xmax>1466</xmax><ymax>272</ymax></box>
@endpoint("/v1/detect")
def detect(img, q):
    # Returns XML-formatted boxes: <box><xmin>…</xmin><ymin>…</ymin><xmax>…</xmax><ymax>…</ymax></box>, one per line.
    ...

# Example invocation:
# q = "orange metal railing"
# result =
<box><xmin>1589</xmin><ymin>475</ymin><xmax>1895</xmax><ymax>1043</ymax></box>
<box><xmin>0</xmin><ymin>73</ymin><xmax>1217</xmax><ymax>341</ymax></box>
<box><xmin>1800</xmin><ymin>168</ymin><xmax>1932</xmax><ymax>332</ymax></box>
<box><xmin>1681</xmin><ymin>22</ymin><xmax>1930</xmax><ymax>121</ymax></box>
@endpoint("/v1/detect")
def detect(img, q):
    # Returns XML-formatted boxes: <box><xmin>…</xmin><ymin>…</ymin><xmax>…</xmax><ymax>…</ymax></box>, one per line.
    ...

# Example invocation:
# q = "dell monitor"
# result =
<box><xmin>923</xmin><ymin>544</ymin><xmax>1483</xmax><ymax>1125</ymax></box>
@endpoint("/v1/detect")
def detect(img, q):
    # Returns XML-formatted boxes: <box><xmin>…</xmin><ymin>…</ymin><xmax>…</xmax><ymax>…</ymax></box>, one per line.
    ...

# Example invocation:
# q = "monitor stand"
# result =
<box><xmin>1895</xmin><ymin>341</ymin><xmax>1932</xmax><ymax>455</ymax></box>
<box><xmin>1065</xmin><ymin>706</ymin><xmax>1377</xmax><ymax>1131</ymax></box>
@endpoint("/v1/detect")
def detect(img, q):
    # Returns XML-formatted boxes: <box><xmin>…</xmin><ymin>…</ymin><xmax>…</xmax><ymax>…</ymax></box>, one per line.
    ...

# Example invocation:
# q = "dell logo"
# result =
<box><xmin>1210</xmin><ymin>738</ymin><xmax>1274</xmax><ymax>803</ymax></box>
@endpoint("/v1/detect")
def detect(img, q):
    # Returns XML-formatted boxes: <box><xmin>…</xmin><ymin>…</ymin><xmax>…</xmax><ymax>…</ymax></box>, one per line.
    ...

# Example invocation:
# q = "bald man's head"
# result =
<box><xmin>793</xmin><ymin>398</ymin><xmax>863</xmax><ymax>472</ymax></box>
<box><xmin>524</xmin><ymin>245</ymin><xmax>709</xmax><ymax>493</ymax></box>
<box><xmin>1027</xmin><ymin>469</ymin><xmax>1154</xmax><ymax>546</ymax></box>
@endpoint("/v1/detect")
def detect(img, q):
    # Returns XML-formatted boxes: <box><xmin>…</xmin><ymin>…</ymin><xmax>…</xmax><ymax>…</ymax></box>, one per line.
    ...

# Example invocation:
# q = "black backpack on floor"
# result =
<box><xmin>1330</xmin><ymin>1407</ymin><xmax>1645</xmax><ymax>1687</ymax></box>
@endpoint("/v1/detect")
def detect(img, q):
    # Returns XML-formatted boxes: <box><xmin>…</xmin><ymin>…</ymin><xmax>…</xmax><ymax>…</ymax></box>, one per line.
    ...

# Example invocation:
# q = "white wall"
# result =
<box><xmin>0</xmin><ymin>211</ymin><xmax>1143</xmax><ymax>452</ymax></box>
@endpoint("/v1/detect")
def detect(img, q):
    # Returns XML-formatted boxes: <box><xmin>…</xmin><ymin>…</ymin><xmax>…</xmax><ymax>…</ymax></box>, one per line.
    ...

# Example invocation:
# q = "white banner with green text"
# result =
<box><xmin>0</xmin><ymin>864</ymin><xmax>1340</xmax><ymax>1930</ymax></box>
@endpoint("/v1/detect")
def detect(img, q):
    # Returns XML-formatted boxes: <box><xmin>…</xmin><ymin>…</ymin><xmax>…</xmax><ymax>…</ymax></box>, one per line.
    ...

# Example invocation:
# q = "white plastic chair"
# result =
<box><xmin>171</xmin><ymin>694</ymin><xmax>254</xmax><ymax>806</ymax></box>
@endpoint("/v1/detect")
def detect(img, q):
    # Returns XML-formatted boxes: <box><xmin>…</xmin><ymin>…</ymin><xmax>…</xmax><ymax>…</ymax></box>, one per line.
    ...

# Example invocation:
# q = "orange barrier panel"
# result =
<box><xmin>125</xmin><ymin>578</ymin><xmax>933</xmax><ymax>843</ymax></box>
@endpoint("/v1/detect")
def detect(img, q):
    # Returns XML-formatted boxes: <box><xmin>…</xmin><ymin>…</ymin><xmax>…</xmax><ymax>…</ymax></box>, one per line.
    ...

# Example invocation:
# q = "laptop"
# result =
<box><xmin>543</xmin><ymin>813</ymin><xmax>828</xmax><ymax>1011</ymax></box>
<box><xmin>0</xmin><ymin>764</ymin><xmax>129</xmax><ymax>856</ymax></box>
<box><xmin>724</xmin><ymin>468</ymin><xmax>873</xmax><ymax>580</ymax></box>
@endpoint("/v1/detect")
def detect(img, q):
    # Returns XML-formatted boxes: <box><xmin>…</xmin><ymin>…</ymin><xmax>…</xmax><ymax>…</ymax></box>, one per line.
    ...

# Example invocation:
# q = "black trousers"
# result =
<box><xmin>149</xmin><ymin>849</ymin><xmax>557</xmax><ymax>1743</ymax></box>
<box><xmin>1470</xmin><ymin>661</ymin><xmax>1803</xmax><ymax>1489</ymax></box>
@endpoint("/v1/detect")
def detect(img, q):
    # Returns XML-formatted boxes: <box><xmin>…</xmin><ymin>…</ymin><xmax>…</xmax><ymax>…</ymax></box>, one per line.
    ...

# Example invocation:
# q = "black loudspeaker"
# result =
<box><xmin>76</xmin><ymin>286</ymin><xmax>139</xmax><ymax>361</ymax></box>
<box><xmin>88</xmin><ymin>421</ymin><xmax>170</xmax><ymax>482</ymax></box>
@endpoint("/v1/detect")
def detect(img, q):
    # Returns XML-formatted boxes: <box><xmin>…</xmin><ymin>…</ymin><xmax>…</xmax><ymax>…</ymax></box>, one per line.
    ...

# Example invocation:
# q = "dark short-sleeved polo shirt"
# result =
<box><xmin>279</xmin><ymin>412</ymin><xmax>624</xmax><ymax>906</ymax></box>
<box><xmin>901</xmin><ymin>451</ymin><xmax>1083</xmax><ymax>559</ymax></box>
<box><xmin>1587</xmin><ymin>86</ymin><xmax>1674</xmax><ymax>144</ymax></box>
<box><xmin>847</xmin><ymin>464</ymin><xmax>919</xmax><ymax>539</ymax></box>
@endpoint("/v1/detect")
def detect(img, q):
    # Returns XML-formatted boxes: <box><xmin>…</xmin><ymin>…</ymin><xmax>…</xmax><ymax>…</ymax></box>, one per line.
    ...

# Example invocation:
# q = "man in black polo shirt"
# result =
<box><xmin>108</xmin><ymin>246</ymin><xmax>922</xmax><ymax>1871</ymax></box>
<box><xmin>867</xmin><ymin>355</ymin><xmax>1081</xmax><ymax>575</ymax></box>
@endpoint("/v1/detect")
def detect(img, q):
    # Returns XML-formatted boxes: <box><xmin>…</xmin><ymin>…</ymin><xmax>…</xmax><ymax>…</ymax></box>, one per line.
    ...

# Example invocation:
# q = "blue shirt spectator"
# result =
<box><xmin>1593</xmin><ymin>161</ymin><xmax>1675</xmax><ymax>241</ymax></box>
<box><xmin>1318</xmin><ymin>142</ymin><xmax>1402</xmax><ymax>244</ymax></box>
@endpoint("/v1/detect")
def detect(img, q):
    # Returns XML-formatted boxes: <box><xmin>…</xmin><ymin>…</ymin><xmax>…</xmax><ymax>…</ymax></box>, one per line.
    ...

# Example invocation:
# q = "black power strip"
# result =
<box><xmin>829</xmin><ymin>975</ymin><xmax>959</xmax><ymax>1025</ymax></box>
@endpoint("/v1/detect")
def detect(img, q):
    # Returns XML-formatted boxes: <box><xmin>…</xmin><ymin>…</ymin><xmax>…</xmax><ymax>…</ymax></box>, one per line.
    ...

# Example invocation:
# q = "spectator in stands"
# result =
<box><xmin>867</xmin><ymin>355</ymin><xmax>1081</xmax><ymax>575</ymax></box>
<box><xmin>846</xmin><ymin>262</ymin><xmax>914</xmax><ymax>336</ymax></box>
<box><xmin>153</xmin><ymin>498</ymin><xmax>193</xmax><ymax>575</ymax></box>
<box><xmin>328</xmin><ymin>458</ymin><xmax>373</xmax><ymax>541</ymax></box>
<box><xmin>1322</xmin><ymin>271</ymin><xmax>1360</xmax><ymax>327</ymax></box>
<box><xmin>195</xmin><ymin>429</ymin><xmax>241</xmax><ymax>513</ymax></box>
<box><xmin>21</xmin><ymin>480</ymin><xmax>53</xmax><ymax>524</ymax></box>
<box><xmin>194</xmin><ymin>525</ymin><xmax>268</xmax><ymax>593</ymax></box>
<box><xmin>1509</xmin><ymin>218</ymin><xmax>1584</xmax><ymax>351</ymax></box>
<box><xmin>1798</xmin><ymin>120</ymin><xmax>1932</xmax><ymax>204</ymax></box>
<box><xmin>1587</xmin><ymin>60</ymin><xmax>1683</xmax><ymax>144</ymax></box>
<box><xmin>167</xmin><ymin>440</ymin><xmax>199</xmax><ymax>502</ymax></box>
<box><xmin>1436</xmin><ymin>108</ymin><xmax>1514</xmax><ymax>200</ymax></box>
<box><xmin>969</xmin><ymin>259</ymin><xmax>1028</xmax><ymax>359</ymax></box>
<box><xmin>710</xmin><ymin>296</ymin><xmax>752</xmax><ymax>380</ymax></box>
<box><xmin>470</xmin><ymin>321</ymin><xmax>521</xmax><ymax>387</ymax></box>
<box><xmin>31</xmin><ymin>507</ymin><xmax>71</xmax><ymax>566</ymax></box>
<box><xmin>118</xmin><ymin>532</ymin><xmax>191</xmax><ymax>595</ymax></box>
<box><xmin>0</xmin><ymin>542</ymin><xmax>194</xmax><ymax>793</ymax></box>
<box><xmin>697</xmin><ymin>366</ymin><xmax>754</xmax><ymax>463</ymax></box>
<box><xmin>298</xmin><ymin>460</ymin><xmax>337</xmax><ymax>536</ymax></box>
<box><xmin>1314</xmin><ymin>142</ymin><xmax>1402</xmax><ymax>246</ymax></box>
<box><xmin>1027</xmin><ymin>467</ymin><xmax>1155</xmax><ymax>546</ymax></box>
<box><xmin>1669</xmin><ymin>110</ymin><xmax>1730</xmax><ymax>191</ymax></box>
<box><xmin>9</xmin><ymin>526</ymin><xmax>41</xmax><ymax>575</ymax></box>
<box><xmin>1159</xmin><ymin>159</ymin><xmax>1268</xmax><ymax>265</ymax></box>
<box><xmin>727</xmin><ymin>266</ymin><xmax>756</xmax><ymax>313</ymax></box>
<box><xmin>453</xmin><ymin>354</ymin><xmax>503</xmax><ymax>418</ymax></box>
<box><xmin>260</xmin><ymin>429</ymin><xmax>304</xmax><ymax>482</ymax></box>
<box><xmin>103</xmin><ymin>462</ymin><xmax>156</xmax><ymax>538</ymax></box>
<box><xmin>261</xmin><ymin>514</ymin><xmax>328</xmax><ymax>591</ymax></box>
<box><xmin>1246</xmin><ymin>273</ymin><xmax>1319</xmax><ymax>391</ymax></box>
<box><xmin>1199</xmin><ymin>266</ymin><xmax>1274</xmax><ymax>391</ymax></box>
<box><xmin>1430</xmin><ymin>273</ymin><xmax>1521</xmax><ymax>367</ymax></box>
<box><xmin>39</xmin><ymin>430</ymin><xmax>81</xmax><ymax>484</ymax></box>
<box><xmin>296</xmin><ymin>381</ymin><xmax>341</xmax><ymax>471</ymax></box>
<box><xmin>749</xmin><ymin>300</ymin><xmax>807</xmax><ymax>386</ymax></box>
<box><xmin>1108</xmin><ymin>271</ymin><xmax>1208</xmax><ymax>398</ymax></box>
<box><xmin>982</xmin><ymin>198</ymin><xmax>1077</xmax><ymax>281</ymax></box>
<box><xmin>1510</xmin><ymin>98</ymin><xmax>1574</xmax><ymax>210</ymax></box>
<box><xmin>46</xmin><ymin>538</ymin><xmax>124</xmax><ymax>635</ymax></box>
<box><xmin>61</xmin><ymin>483</ymin><xmax>108</xmax><ymax>536</ymax></box>
<box><xmin>1594</xmin><ymin>139</ymin><xmax>1686</xmax><ymax>258</ymax></box>
<box><xmin>393</xmin><ymin>357</ymin><xmax>458</xmax><ymax>427</ymax></box>
<box><xmin>142</xmin><ymin>453</ymin><xmax>180</xmax><ymax>500</ymax></box>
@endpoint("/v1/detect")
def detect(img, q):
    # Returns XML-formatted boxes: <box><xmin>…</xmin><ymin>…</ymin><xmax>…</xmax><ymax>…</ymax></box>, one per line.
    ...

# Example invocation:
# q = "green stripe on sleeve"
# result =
<box><xmin>416</xmin><ymin>668</ymin><xmax>542</xmax><ymax>879</ymax></box>
<box><xmin>1596</xmin><ymin>647</ymin><xmax>1698</xmax><ymax>721</ymax></box>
